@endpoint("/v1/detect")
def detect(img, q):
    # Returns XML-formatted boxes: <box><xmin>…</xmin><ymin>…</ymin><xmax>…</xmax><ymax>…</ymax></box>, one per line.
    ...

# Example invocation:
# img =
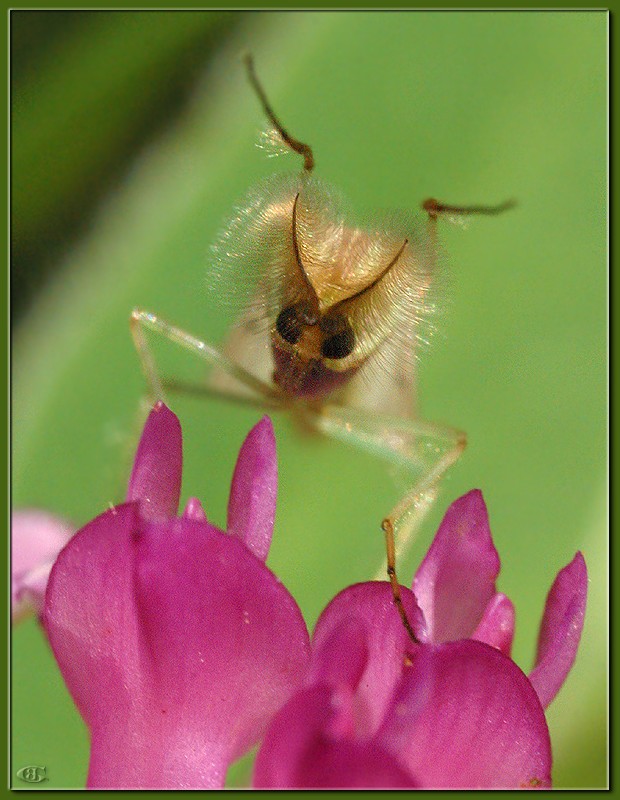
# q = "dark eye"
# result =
<box><xmin>276</xmin><ymin>306</ymin><xmax>302</xmax><ymax>344</ymax></box>
<box><xmin>322</xmin><ymin>327</ymin><xmax>355</xmax><ymax>360</ymax></box>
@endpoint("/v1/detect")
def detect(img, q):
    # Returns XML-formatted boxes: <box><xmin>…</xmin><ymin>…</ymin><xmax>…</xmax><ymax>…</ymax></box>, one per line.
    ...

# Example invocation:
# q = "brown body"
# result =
<box><xmin>271</xmin><ymin>342</ymin><xmax>361</xmax><ymax>399</ymax></box>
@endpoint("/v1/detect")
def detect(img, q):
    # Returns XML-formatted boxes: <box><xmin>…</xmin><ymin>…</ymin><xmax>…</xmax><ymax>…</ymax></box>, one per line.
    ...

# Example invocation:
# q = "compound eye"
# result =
<box><xmin>276</xmin><ymin>306</ymin><xmax>302</xmax><ymax>345</ymax></box>
<box><xmin>322</xmin><ymin>327</ymin><xmax>355</xmax><ymax>360</ymax></box>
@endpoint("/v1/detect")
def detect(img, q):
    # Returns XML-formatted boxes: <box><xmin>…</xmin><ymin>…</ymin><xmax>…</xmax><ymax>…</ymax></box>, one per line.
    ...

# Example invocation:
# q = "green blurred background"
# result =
<box><xmin>12</xmin><ymin>11</ymin><xmax>607</xmax><ymax>789</ymax></box>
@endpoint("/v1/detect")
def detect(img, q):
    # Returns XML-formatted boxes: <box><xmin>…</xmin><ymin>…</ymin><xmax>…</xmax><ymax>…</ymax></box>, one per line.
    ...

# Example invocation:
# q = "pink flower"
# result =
<box><xmin>20</xmin><ymin>402</ymin><xmax>587</xmax><ymax>789</ymax></box>
<box><xmin>11</xmin><ymin>510</ymin><xmax>74</xmax><ymax>621</ymax></box>
<box><xmin>42</xmin><ymin>403</ymin><xmax>311</xmax><ymax>789</ymax></box>
<box><xmin>253</xmin><ymin>491</ymin><xmax>587</xmax><ymax>789</ymax></box>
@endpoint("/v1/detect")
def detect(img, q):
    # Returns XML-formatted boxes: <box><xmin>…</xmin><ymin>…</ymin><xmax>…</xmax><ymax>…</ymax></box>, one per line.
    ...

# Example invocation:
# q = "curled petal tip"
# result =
<box><xmin>258</xmin><ymin>414</ymin><xmax>275</xmax><ymax>430</ymax></box>
<box><xmin>250</xmin><ymin>416</ymin><xmax>276</xmax><ymax>449</ymax></box>
<box><xmin>182</xmin><ymin>497</ymin><xmax>208</xmax><ymax>522</ymax></box>
<box><xmin>412</xmin><ymin>489</ymin><xmax>499</xmax><ymax>643</ymax></box>
<box><xmin>450</xmin><ymin>488</ymin><xmax>488</xmax><ymax>519</ymax></box>
<box><xmin>227</xmin><ymin>416</ymin><xmax>277</xmax><ymax>562</ymax></box>
<box><xmin>127</xmin><ymin>403</ymin><xmax>182</xmax><ymax>520</ymax></box>
<box><xmin>528</xmin><ymin>551</ymin><xmax>588</xmax><ymax>709</ymax></box>
<box><xmin>572</xmin><ymin>550</ymin><xmax>587</xmax><ymax>574</ymax></box>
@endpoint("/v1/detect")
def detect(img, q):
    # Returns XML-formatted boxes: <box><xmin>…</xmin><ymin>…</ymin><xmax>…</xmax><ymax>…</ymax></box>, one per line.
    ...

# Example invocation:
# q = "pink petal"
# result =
<box><xmin>472</xmin><ymin>593</ymin><xmax>515</xmax><ymax>656</ymax></box>
<box><xmin>313</xmin><ymin>582</ymin><xmax>425</xmax><ymax>737</ymax></box>
<box><xmin>412</xmin><ymin>490</ymin><xmax>500</xmax><ymax>643</ymax></box>
<box><xmin>227</xmin><ymin>416</ymin><xmax>277</xmax><ymax>562</ymax></box>
<box><xmin>528</xmin><ymin>552</ymin><xmax>587</xmax><ymax>709</ymax></box>
<box><xmin>11</xmin><ymin>510</ymin><xmax>74</xmax><ymax>621</ymax></box>
<box><xmin>254</xmin><ymin>685</ymin><xmax>417</xmax><ymax>789</ymax></box>
<box><xmin>44</xmin><ymin>503</ymin><xmax>310</xmax><ymax>789</ymax></box>
<box><xmin>379</xmin><ymin>639</ymin><xmax>552</xmax><ymax>789</ymax></box>
<box><xmin>44</xmin><ymin>505</ymin><xmax>151</xmax><ymax>778</ymax></box>
<box><xmin>306</xmin><ymin>617</ymin><xmax>369</xmax><ymax>701</ymax></box>
<box><xmin>182</xmin><ymin>497</ymin><xmax>207</xmax><ymax>521</ymax></box>
<box><xmin>126</xmin><ymin>402</ymin><xmax>182</xmax><ymax>520</ymax></box>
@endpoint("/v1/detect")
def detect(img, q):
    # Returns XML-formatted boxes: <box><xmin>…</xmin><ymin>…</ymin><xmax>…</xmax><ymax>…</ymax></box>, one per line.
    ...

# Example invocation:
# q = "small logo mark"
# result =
<box><xmin>16</xmin><ymin>765</ymin><xmax>47</xmax><ymax>784</ymax></box>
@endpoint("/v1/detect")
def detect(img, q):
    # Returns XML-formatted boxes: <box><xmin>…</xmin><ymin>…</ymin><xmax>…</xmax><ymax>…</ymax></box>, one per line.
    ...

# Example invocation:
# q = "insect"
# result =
<box><xmin>131</xmin><ymin>55</ymin><xmax>513</xmax><ymax>642</ymax></box>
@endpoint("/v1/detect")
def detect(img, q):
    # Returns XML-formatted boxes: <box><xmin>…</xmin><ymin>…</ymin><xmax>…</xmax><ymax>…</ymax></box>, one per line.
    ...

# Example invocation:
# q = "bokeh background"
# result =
<box><xmin>12</xmin><ymin>11</ymin><xmax>607</xmax><ymax>789</ymax></box>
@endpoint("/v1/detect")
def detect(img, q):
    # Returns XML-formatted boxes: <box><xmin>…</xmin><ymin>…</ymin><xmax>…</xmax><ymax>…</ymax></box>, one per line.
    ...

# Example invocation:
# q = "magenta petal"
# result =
<box><xmin>44</xmin><ymin>503</ymin><xmax>310</xmax><ymax>789</ymax></box>
<box><xmin>182</xmin><ymin>497</ymin><xmax>207</xmax><ymax>521</ymax></box>
<box><xmin>134</xmin><ymin>517</ymin><xmax>310</xmax><ymax>764</ymax></box>
<box><xmin>227</xmin><ymin>416</ymin><xmax>277</xmax><ymax>562</ymax></box>
<box><xmin>379</xmin><ymin>640</ymin><xmax>551</xmax><ymax>789</ymax></box>
<box><xmin>11</xmin><ymin>510</ymin><xmax>74</xmax><ymax>620</ymax></box>
<box><xmin>528</xmin><ymin>552</ymin><xmax>587</xmax><ymax>709</ymax></box>
<box><xmin>472</xmin><ymin>593</ymin><xmax>515</xmax><ymax>656</ymax></box>
<box><xmin>126</xmin><ymin>402</ymin><xmax>182</xmax><ymax>520</ymax></box>
<box><xmin>306</xmin><ymin>617</ymin><xmax>369</xmax><ymax>697</ymax></box>
<box><xmin>254</xmin><ymin>686</ymin><xmax>417</xmax><ymax>789</ymax></box>
<box><xmin>313</xmin><ymin>582</ymin><xmax>425</xmax><ymax>737</ymax></box>
<box><xmin>44</xmin><ymin>504</ymin><xmax>154</xmax><ymax>784</ymax></box>
<box><xmin>412</xmin><ymin>490</ymin><xmax>500</xmax><ymax>643</ymax></box>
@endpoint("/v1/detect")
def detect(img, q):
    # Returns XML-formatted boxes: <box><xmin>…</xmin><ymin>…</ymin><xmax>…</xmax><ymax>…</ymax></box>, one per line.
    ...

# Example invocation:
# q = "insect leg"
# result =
<box><xmin>309</xmin><ymin>404</ymin><xmax>466</xmax><ymax>642</ymax></box>
<box><xmin>130</xmin><ymin>308</ymin><xmax>285</xmax><ymax>407</ymax></box>
<box><xmin>422</xmin><ymin>197</ymin><xmax>516</xmax><ymax>219</ymax></box>
<box><xmin>130</xmin><ymin>309</ymin><xmax>166</xmax><ymax>401</ymax></box>
<box><xmin>244</xmin><ymin>53</ymin><xmax>315</xmax><ymax>173</ymax></box>
<box><xmin>158</xmin><ymin>378</ymin><xmax>284</xmax><ymax>413</ymax></box>
<box><xmin>422</xmin><ymin>196</ymin><xmax>515</xmax><ymax>276</ymax></box>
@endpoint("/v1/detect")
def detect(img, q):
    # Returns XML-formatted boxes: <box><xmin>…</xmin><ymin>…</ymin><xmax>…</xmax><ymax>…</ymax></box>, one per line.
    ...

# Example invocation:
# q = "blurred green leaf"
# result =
<box><xmin>12</xmin><ymin>10</ymin><xmax>236</xmax><ymax>318</ymax></box>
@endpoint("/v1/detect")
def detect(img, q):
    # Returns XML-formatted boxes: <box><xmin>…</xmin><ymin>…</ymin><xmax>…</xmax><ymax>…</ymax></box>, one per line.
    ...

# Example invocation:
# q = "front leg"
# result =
<box><xmin>308</xmin><ymin>403</ymin><xmax>466</xmax><ymax>642</ymax></box>
<box><xmin>130</xmin><ymin>309</ymin><xmax>285</xmax><ymax>409</ymax></box>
